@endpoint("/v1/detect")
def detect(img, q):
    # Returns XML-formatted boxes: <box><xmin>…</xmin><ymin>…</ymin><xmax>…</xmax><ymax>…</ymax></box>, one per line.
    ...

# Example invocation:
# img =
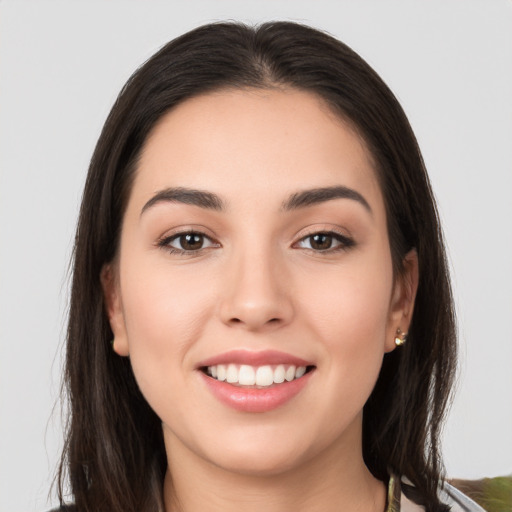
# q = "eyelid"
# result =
<box><xmin>155</xmin><ymin>225</ymin><xmax>354</xmax><ymax>255</ymax></box>
<box><xmin>156</xmin><ymin>224</ymin><xmax>218</xmax><ymax>241</ymax></box>
<box><xmin>169</xmin><ymin>232</ymin><xmax>217</xmax><ymax>249</ymax></box>
<box><xmin>156</xmin><ymin>226</ymin><xmax>221</xmax><ymax>254</ymax></box>
<box><xmin>292</xmin><ymin>226</ymin><xmax>355</xmax><ymax>252</ymax></box>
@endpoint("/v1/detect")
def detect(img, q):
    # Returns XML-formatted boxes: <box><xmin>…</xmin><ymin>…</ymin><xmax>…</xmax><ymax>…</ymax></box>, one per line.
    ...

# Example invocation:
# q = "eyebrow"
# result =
<box><xmin>141</xmin><ymin>187</ymin><xmax>224</xmax><ymax>215</ymax></box>
<box><xmin>281</xmin><ymin>186</ymin><xmax>372</xmax><ymax>214</ymax></box>
<box><xmin>140</xmin><ymin>185</ymin><xmax>371</xmax><ymax>216</ymax></box>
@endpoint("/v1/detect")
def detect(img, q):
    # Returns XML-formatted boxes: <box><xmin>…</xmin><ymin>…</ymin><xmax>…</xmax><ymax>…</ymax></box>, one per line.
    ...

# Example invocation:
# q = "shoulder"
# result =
<box><xmin>398</xmin><ymin>478</ymin><xmax>486</xmax><ymax>512</ymax></box>
<box><xmin>439</xmin><ymin>482</ymin><xmax>487</xmax><ymax>511</ymax></box>
<box><xmin>44</xmin><ymin>506</ymin><xmax>76</xmax><ymax>512</ymax></box>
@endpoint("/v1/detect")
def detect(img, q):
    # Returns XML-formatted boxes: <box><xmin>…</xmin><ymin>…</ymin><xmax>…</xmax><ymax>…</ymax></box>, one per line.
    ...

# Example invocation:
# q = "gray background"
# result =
<box><xmin>1</xmin><ymin>1</ymin><xmax>511</xmax><ymax>511</ymax></box>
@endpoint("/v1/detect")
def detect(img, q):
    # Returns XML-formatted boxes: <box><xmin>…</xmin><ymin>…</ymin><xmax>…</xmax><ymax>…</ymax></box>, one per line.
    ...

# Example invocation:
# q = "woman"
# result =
<box><xmin>54</xmin><ymin>21</ymin><xmax>483</xmax><ymax>512</ymax></box>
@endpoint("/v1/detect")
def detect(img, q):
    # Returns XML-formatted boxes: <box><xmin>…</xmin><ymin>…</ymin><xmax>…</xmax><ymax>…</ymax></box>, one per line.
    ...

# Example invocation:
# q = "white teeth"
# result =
<box><xmin>226</xmin><ymin>364</ymin><xmax>238</xmax><ymax>383</ymax></box>
<box><xmin>217</xmin><ymin>364</ymin><xmax>226</xmax><ymax>382</ymax></box>
<box><xmin>295</xmin><ymin>366</ymin><xmax>306</xmax><ymax>378</ymax></box>
<box><xmin>206</xmin><ymin>363</ymin><xmax>310</xmax><ymax>387</ymax></box>
<box><xmin>238</xmin><ymin>365</ymin><xmax>256</xmax><ymax>386</ymax></box>
<box><xmin>274</xmin><ymin>365</ymin><xmax>285</xmax><ymax>384</ymax></box>
<box><xmin>255</xmin><ymin>365</ymin><xmax>274</xmax><ymax>386</ymax></box>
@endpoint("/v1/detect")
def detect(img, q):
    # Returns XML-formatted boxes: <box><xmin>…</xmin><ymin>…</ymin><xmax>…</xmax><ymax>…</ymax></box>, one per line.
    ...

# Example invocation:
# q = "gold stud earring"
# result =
<box><xmin>394</xmin><ymin>327</ymin><xmax>407</xmax><ymax>347</ymax></box>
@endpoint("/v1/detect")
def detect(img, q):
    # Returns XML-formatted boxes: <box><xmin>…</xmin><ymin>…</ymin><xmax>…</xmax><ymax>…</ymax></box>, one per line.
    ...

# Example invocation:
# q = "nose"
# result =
<box><xmin>219</xmin><ymin>246</ymin><xmax>294</xmax><ymax>332</ymax></box>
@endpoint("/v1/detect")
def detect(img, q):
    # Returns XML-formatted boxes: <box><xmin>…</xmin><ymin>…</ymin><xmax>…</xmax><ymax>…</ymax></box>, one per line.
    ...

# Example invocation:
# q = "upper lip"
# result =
<box><xmin>196</xmin><ymin>349</ymin><xmax>314</xmax><ymax>368</ymax></box>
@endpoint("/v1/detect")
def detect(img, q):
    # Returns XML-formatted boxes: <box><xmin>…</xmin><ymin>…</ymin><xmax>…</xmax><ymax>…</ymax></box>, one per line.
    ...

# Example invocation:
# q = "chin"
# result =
<box><xmin>210</xmin><ymin>445</ymin><xmax>307</xmax><ymax>477</ymax></box>
<box><xmin>196</xmin><ymin>422</ymin><xmax>321</xmax><ymax>478</ymax></box>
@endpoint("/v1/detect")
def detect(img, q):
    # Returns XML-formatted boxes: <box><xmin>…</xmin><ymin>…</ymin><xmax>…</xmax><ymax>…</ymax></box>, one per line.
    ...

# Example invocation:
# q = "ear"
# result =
<box><xmin>385</xmin><ymin>249</ymin><xmax>419</xmax><ymax>353</ymax></box>
<box><xmin>100</xmin><ymin>264</ymin><xmax>130</xmax><ymax>356</ymax></box>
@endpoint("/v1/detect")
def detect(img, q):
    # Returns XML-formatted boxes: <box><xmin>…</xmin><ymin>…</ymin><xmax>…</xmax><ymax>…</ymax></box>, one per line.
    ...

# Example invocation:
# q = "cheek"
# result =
<box><xmin>302</xmin><ymin>255</ymin><xmax>392</xmax><ymax>335</ymax></box>
<box><xmin>118</xmin><ymin>256</ymin><xmax>216</xmax><ymax>401</ymax></box>
<box><xmin>298</xmin><ymin>252</ymin><xmax>393</xmax><ymax>392</ymax></box>
<box><xmin>122</xmin><ymin>252</ymin><xmax>215</xmax><ymax>337</ymax></box>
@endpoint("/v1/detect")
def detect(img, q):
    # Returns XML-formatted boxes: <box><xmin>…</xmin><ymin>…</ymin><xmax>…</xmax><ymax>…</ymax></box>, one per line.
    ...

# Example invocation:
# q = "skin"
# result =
<box><xmin>102</xmin><ymin>88</ymin><xmax>418</xmax><ymax>512</ymax></box>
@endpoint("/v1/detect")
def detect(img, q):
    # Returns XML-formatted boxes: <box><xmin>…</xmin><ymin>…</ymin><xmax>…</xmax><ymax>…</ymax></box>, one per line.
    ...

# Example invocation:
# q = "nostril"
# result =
<box><xmin>229</xmin><ymin>317</ymin><xmax>281</xmax><ymax>327</ymax></box>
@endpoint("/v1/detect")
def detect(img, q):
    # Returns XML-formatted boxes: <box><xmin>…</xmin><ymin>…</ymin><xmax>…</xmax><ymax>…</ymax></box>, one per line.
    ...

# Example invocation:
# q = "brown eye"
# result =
<box><xmin>296</xmin><ymin>231</ymin><xmax>354</xmax><ymax>252</ymax></box>
<box><xmin>179</xmin><ymin>233</ymin><xmax>204</xmax><ymax>250</ymax></box>
<box><xmin>163</xmin><ymin>232</ymin><xmax>217</xmax><ymax>252</ymax></box>
<box><xmin>309</xmin><ymin>233</ymin><xmax>333</xmax><ymax>250</ymax></box>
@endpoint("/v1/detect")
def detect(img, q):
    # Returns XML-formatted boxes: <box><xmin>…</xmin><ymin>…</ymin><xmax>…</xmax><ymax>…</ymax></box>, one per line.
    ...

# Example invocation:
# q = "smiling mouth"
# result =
<box><xmin>201</xmin><ymin>364</ymin><xmax>316</xmax><ymax>388</ymax></box>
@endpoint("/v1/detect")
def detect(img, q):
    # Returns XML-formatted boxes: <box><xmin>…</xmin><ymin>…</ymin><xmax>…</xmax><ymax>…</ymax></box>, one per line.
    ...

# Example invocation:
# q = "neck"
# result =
<box><xmin>162</xmin><ymin>420</ymin><xmax>386</xmax><ymax>512</ymax></box>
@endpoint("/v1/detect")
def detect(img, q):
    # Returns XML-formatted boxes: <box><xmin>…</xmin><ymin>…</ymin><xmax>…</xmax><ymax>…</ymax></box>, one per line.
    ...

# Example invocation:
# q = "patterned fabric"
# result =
<box><xmin>387</xmin><ymin>475</ymin><xmax>487</xmax><ymax>512</ymax></box>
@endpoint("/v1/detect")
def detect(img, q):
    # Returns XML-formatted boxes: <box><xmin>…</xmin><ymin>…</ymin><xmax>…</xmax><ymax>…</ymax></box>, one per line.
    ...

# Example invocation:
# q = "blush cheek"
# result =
<box><xmin>118</xmin><ymin>258</ymin><xmax>216</xmax><ymax>419</ymax></box>
<box><xmin>299</xmin><ymin>260</ymin><xmax>392</xmax><ymax>404</ymax></box>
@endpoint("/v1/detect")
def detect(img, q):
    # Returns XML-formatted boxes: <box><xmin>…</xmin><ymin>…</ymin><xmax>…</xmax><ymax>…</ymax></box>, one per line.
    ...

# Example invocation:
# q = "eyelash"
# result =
<box><xmin>157</xmin><ymin>231</ymin><xmax>219</xmax><ymax>255</ymax></box>
<box><xmin>294</xmin><ymin>230</ymin><xmax>355</xmax><ymax>253</ymax></box>
<box><xmin>157</xmin><ymin>230</ymin><xmax>355</xmax><ymax>255</ymax></box>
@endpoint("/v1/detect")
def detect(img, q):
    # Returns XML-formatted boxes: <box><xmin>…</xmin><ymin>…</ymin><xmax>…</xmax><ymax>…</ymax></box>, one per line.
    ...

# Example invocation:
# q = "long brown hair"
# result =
<box><xmin>57</xmin><ymin>21</ymin><xmax>457</xmax><ymax>512</ymax></box>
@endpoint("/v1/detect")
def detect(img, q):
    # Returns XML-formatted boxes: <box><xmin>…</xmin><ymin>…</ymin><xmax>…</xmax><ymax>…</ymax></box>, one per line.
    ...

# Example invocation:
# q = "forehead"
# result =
<box><xmin>132</xmin><ymin>88</ymin><xmax>383</xmax><ymax>212</ymax></box>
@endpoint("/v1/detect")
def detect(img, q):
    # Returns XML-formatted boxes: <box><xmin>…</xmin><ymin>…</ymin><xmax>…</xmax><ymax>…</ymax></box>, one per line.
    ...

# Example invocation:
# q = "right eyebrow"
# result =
<box><xmin>281</xmin><ymin>185</ymin><xmax>372</xmax><ymax>214</ymax></box>
<box><xmin>140</xmin><ymin>187</ymin><xmax>225</xmax><ymax>216</ymax></box>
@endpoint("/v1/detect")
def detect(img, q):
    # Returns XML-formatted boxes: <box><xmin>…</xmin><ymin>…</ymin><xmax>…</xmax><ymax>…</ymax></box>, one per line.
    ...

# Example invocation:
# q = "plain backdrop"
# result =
<box><xmin>1</xmin><ymin>1</ymin><xmax>511</xmax><ymax>511</ymax></box>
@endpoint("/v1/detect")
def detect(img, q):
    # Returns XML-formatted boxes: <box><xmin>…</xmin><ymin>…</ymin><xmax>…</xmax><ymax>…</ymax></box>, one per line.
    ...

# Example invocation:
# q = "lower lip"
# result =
<box><xmin>199</xmin><ymin>370</ymin><xmax>314</xmax><ymax>413</ymax></box>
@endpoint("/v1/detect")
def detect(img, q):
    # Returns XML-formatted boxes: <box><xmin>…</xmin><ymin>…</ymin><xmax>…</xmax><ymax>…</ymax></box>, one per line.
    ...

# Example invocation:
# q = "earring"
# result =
<box><xmin>394</xmin><ymin>328</ymin><xmax>407</xmax><ymax>347</ymax></box>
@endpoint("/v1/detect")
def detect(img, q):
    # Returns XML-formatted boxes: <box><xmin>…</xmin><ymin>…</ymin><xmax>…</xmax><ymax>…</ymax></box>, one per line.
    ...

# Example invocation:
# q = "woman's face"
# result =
<box><xmin>103</xmin><ymin>88</ymin><xmax>416</xmax><ymax>476</ymax></box>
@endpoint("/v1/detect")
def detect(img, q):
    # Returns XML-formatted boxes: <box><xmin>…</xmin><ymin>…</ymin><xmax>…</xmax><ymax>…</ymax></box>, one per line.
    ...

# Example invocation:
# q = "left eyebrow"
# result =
<box><xmin>140</xmin><ymin>187</ymin><xmax>225</xmax><ymax>216</ymax></box>
<box><xmin>281</xmin><ymin>186</ymin><xmax>372</xmax><ymax>214</ymax></box>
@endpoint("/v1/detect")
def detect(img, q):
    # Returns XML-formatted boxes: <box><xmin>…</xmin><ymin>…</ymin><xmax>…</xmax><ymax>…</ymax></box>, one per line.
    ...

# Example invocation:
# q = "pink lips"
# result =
<box><xmin>197</xmin><ymin>350</ymin><xmax>315</xmax><ymax>413</ymax></box>
<box><xmin>197</xmin><ymin>349</ymin><xmax>312</xmax><ymax>368</ymax></box>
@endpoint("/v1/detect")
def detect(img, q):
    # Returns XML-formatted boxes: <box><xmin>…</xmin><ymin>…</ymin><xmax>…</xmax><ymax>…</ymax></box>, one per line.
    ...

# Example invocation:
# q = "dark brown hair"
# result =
<box><xmin>57</xmin><ymin>21</ymin><xmax>457</xmax><ymax>512</ymax></box>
